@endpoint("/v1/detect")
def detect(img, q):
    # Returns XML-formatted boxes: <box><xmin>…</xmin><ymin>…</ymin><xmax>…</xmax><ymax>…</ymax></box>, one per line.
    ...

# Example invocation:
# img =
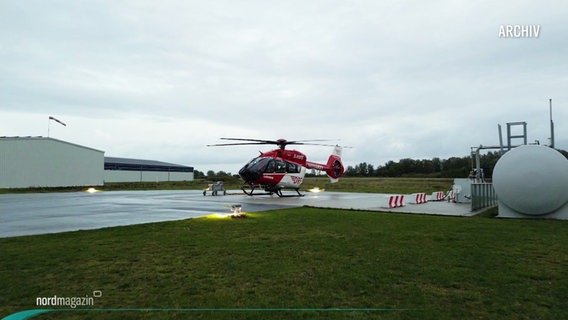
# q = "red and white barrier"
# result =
<box><xmin>383</xmin><ymin>194</ymin><xmax>405</xmax><ymax>208</ymax></box>
<box><xmin>430</xmin><ymin>191</ymin><xmax>445</xmax><ymax>201</ymax></box>
<box><xmin>447</xmin><ymin>190</ymin><xmax>456</xmax><ymax>203</ymax></box>
<box><xmin>408</xmin><ymin>193</ymin><xmax>427</xmax><ymax>204</ymax></box>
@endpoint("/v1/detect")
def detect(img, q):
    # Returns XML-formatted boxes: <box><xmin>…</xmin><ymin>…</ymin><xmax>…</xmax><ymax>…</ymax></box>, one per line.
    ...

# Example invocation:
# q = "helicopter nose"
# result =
<box><xmin>238</xmin><ymin>167</ymin><xmax>261</xmax><ymax>182</ymax></box>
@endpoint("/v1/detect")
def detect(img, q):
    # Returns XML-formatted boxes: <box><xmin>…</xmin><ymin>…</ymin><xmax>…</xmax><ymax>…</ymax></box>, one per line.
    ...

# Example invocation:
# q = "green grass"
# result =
<box><xmin>1</xmin><ymin>207</ymin><xmax>567</xmax><ymax>319</ymax></box>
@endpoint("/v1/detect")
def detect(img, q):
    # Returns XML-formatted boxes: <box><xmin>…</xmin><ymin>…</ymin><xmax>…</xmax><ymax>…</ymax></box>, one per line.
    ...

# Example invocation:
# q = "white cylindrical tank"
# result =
<box><xmin>493</xmin><ymin>145</ymin><xmax>568</xmax><ymax>216</ymax></box>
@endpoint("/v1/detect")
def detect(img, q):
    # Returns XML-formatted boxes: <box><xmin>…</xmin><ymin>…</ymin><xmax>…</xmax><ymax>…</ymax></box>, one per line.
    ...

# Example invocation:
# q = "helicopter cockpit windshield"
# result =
<box><xmin>244</xmin><ymin>157</ymin><xmax>271</xmax><ymax>171</ymax></box>
<box><xmin>239</xmin><ymin>157</ymin><xmax>271</xmax><ymax>181</ymax></box>
<box><xmin>239</xmin><ymin>156</ymin><xmax>302</xmax><ymax>182</ymax></box>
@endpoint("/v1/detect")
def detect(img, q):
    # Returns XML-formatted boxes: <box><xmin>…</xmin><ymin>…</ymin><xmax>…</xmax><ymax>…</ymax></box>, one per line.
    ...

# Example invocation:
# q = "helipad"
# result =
<box><xmin>0</xmin><ymin>190</ymin><xmax>477</xmax><ymax>238</ymax></box>
<box><xmin>243</xmin><ymin>191</ymin><xmax>475</xmax><ymax>216</ymax></box>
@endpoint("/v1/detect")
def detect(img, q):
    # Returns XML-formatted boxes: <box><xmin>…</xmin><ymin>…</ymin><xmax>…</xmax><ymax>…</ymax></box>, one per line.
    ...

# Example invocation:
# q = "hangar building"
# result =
<box><xmin>0</xmin><ymin>137</ymin><xmax>194</xmax><ymax>188</ymax></box>
<box><xmin>0</xmin><ymin>137</ymin><xmax>104</xmax><ymax>188</ymax></box>
<box><xmin>104</xmin><ymin>157</ymin><xmax>194</xmax><ymax>183</ymax></box>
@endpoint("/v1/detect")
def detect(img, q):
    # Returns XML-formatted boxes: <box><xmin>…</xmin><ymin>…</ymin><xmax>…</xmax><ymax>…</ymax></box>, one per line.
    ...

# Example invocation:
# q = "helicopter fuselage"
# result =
<box><xmin>238</xmin><ymin>148</ymin><xmax>343</xmax><ymax>196</ymax></box>
<box><xmin>238</xmin><ymin>149</ymin><xmax>307</xmax><ymax>194</ymax></box>
<box><xmin>207</xmin><ymin>138</ymin><xmax>344</xmax><ymax>197</ymax></box>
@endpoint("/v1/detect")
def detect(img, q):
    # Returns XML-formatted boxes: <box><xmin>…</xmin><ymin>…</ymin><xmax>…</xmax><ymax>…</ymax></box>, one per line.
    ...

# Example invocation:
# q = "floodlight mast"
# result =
<box><xmin>549</xmin><ymin>98</ymin><xmax>555</xmax><ymax>149</ymax></box>
<box><xmin>498</xmin><ymin>124</ymin><xmax>504</xmax><ymax>155</ymax></box>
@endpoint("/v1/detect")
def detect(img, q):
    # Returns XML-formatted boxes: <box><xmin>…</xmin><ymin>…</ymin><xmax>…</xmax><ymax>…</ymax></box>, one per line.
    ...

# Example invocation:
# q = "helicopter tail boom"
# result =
<box><xmin>306</xmin><ymin>146</ymin><xmax>344</xmax><ymax>183</ymax></box>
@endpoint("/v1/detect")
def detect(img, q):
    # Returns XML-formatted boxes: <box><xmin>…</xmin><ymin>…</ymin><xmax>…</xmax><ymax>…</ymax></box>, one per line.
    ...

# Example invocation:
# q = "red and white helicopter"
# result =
<box><xmin>207</xmin><ymin>138</ymin><xmax>345</xmax><ymax>197</ymax></box>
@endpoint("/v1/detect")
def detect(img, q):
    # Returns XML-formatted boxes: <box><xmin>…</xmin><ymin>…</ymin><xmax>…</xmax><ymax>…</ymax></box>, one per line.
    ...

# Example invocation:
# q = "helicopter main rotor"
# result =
<box><xmin>207</xmin><ymin>138</ymin><xmax>338</xmax><ymax>150</ymax></box>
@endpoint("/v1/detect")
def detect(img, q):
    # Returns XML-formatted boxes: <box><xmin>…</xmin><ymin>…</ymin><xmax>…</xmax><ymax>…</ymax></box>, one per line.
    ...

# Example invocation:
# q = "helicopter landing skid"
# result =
<box><xmin>275</xmin><ymin>188</ymin><xmax>305</xmax><ymax>198</ymax></box>
<box><xmin>241</xmin><ymin>184</ymin><xmax>304</xmax><ymax>197</ymax></box>
<box><xmin>241</xmin><ymin>184</ymin><xmax>273</xmax><ymax>196</ymax></box>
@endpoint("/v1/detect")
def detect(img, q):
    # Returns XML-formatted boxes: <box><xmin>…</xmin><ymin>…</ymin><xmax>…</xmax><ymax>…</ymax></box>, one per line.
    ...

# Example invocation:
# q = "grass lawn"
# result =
<box><xmin>1</xmin><ymin>207</ymin><xmax>567</xmax><ymax>319</ymax></box>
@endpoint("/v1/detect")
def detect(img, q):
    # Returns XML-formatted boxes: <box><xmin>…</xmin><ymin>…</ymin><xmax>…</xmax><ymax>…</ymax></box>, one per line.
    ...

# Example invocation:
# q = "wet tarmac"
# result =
<box><xmin>242</xmin><ymin>191</ymin><xmax>475</xmax><ymax>216</ymax></box>
<box><xmin>0</xmin><ymin>190</ymin><xmax>476</xmax><ymax>238</ymax></box>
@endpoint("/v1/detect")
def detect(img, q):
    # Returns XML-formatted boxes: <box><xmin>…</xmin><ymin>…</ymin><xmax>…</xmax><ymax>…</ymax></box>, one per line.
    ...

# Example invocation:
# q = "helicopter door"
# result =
<box><xmin>286</xmin><ymin>161</ymin><xmax>300</xmax><ymax>173</ymax></box>
<box><xmin>264</xmin><ymin>160</ymin><xmax>275</xmax><ymax>173</ymax></box>
<box><xmin>264</xmin><ymin>159</ymin><xmax>286</xmax><ymax>173</ymax></box>
<box><xmin>275</xmin><ymin>160</ymin><xmax>286</xmax><ymax>173</ymax></box>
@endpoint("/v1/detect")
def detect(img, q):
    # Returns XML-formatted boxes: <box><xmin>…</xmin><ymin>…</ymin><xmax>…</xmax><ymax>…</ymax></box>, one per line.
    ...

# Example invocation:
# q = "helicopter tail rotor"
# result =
<box><xmin>325</xmin><ymin>146</ymin><xmax>344</xmax><ymax>182</ymax></box>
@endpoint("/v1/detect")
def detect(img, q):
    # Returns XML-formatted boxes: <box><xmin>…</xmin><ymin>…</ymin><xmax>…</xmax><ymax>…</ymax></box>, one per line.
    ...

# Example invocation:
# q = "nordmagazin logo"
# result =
<box><xmin>35</xmin><ymin>291</ymin><xmax>101</xmax><ymax>309</ymax></box>
<box><xmin>499</xmin><ymin>25</ymin><xmax>541</xmax><ymax>38</ymax></box>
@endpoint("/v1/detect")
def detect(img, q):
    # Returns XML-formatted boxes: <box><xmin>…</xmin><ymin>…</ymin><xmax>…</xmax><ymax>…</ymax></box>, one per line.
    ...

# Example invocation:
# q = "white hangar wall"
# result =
<box><xmin>0</xmin><ymin>137</ymin><xmax>104</xmax><ymax>188</ymax></box>
<box><xmin>103</xmin><ymin>157</ymin><xmax>194</xmax><ymax>183</ymax></box>
<box><xmin>103</xmin><ymin>170</ymin><xmax>194</xmax><ymax>183</ymax></box>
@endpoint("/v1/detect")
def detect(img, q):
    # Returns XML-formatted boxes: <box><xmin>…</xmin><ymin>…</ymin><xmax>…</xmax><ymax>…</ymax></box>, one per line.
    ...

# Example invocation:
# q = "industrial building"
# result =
<box><xmin>0</xmin><ymin>137</ymin><xmax>104</xmax><ymax>188</ymax></box>
<box><xmin>0</xmin><ymin>137</ymin><xmax>194</xmax><ymax>188</ymax></box>
<box><xmin>104</xmin><ymin>157</ymin><xmax>194</xmax><ymax>183</ymax></box>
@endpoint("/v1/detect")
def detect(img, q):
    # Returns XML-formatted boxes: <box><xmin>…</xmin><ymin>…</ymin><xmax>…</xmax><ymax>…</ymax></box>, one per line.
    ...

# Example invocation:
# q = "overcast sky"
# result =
<box><xmin>1</xmin><ymin>0</ymin><xmax>567</xmax><ymax>174</ymax></box>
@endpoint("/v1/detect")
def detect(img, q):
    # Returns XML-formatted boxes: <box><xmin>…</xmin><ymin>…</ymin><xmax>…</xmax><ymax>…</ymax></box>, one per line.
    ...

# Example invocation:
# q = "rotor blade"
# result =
<box><xmin>289</xmin><ymin>139</ymin><xmax>338</xmax><ymax>143</ymax></box>
<box><xmin>291</xmin><ymin>143</ymin><xmax>339</xmax><ymax>147</ymax></box>
<box><xmin>289</xmin><ymin>142</ymin><xmax>354</xmax><ymax>149</ymax></box>
<box><xmin>206</xmin><ymin>142</ymin><xmax>270</xmax><ymax>147</ymax></box>
<box><xmin>286</xmin><ymin>139</ymin><xmax>340</xmax><ymax>147</ymax></box>
<box><xmin>208</xmin><ymin>138</ymin><xmax>349</xmax><ymax>148</ymax></box>
<box><xmin>219</xmin><ymin>138</ymin><xmax>279</xmax><ymax>144</ymax></box>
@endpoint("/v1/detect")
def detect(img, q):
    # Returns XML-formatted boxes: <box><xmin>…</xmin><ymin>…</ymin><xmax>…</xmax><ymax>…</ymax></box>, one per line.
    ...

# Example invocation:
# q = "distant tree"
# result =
<box><xmin>216</xmin><ymin>171</ymin><xmax>230</xmax><ymax>177</ymax></box>
<box><xmin>479</xmin><ymin>151</ymin><xmax>500</xmax><ymax>178</ymax></box>
<box><xmin>381</xmin><ymin>160</ymin><xmax>401</xmax><ymax>177</ymax></box>
<box><xmin>418</xmin><ymin>159</ymin><xmax>433</xmax><ymax>174</ymax></box>
<box><xmin>441</xmin><ymin>157</ymin><xmax>470</xmax><ymax>178</ymax></box>
<box><xmin>350</xmin><ymin>162</ymin><xmax>373</xmax><ymax>176</ymax></box>
<box><xmin>399</xmin><ymin>158</ymin><xmax>415</xmax><ymax>175</ymax></box>
<box><xmin>432</xmin><ymin>157</ymin><xmax>442</xmax><ymax>173</ymax></box>
<box><xmin>366</xmin><ymin>163</ymin><xmax>375</xmax><ymax>176</ymax></box>
<box><xmin>194</xmin><ymin>170</ymin><xmax>205</xmax><ymax>179</ymax></box>
<box><xmin>357</xmin><ymin>162</ymin><xmax>368</xmax><ymax>176</ymax></box>
<box><xmin>344</xmin><ymin>165</ymin><xmax>356</xmax><ymax>177</ymax></box>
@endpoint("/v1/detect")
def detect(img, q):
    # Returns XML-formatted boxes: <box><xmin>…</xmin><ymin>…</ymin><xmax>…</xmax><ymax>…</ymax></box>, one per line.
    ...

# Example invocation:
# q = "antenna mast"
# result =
<box><xmin>549</xmin><ymin>98</ymin><xmax>555</xmax><ymax>149</ymax></box>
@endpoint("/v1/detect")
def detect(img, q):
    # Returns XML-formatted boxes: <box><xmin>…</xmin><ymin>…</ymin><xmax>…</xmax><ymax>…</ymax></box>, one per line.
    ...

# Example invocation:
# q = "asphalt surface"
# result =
<box><xmin>0</xmin><ymin>190</ymin><xmax>295</xmax><ymax>238</ymax></box>
<box><xmin>0</xmin><ymin>190</ymin><xmax>475</xmax><ymax>238</ymax></box>
<box><xmin>243</xmin><ymin>191</ymin><xmax>474</xmax><ymax>216</ymax></box>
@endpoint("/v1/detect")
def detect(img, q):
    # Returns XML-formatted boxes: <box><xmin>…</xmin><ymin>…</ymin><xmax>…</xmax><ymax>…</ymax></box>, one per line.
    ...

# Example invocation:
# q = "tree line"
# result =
<box><xmin>342</xmin><ymin>149</ymin><xmax>568</xmax><ymax>178</ymax></box>
<box><xmin>342</xmin><ymin>152</ymin><xmax>500</xmax><ymax>178</ymax></box>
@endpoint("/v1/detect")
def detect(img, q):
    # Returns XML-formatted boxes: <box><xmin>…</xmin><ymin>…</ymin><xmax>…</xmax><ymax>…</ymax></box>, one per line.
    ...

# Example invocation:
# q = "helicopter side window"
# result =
<box><xmin>265</xmin><ymin>160</ymin><xmax>276</xmax><ymax>173</ymax></box>
<box><xmin>275</xmin><ymin>160</ymin><xmax>286</xmax><ymax>173</ymax></box>
<box><xmin>286</xmin><ymin>162</ymin><xmax>299</xmax><ymax>173</ymax></box>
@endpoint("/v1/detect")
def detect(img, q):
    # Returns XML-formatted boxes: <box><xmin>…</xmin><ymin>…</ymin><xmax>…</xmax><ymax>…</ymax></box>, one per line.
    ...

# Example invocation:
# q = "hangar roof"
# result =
<box><xmin>0</xmin><ymin>136</ymin><xmax>104</xmax><ymax>153</ymax></box>
<box><xmin>104</xmin><ymin>157</ymin><xmax>193</xmax><ymax>172</ymax></box>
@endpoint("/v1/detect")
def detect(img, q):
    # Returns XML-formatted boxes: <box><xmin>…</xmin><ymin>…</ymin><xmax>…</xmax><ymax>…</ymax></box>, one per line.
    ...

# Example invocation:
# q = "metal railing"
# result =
<box><xmin>471</xmin><ymin>183</ymin><xmax>498</xmax><ymax>211</ymax></box>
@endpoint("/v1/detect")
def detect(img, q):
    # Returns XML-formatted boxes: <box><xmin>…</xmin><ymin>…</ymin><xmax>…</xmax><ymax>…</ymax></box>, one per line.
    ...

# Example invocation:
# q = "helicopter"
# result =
<box><xmin>207</xmin><ymin>138</ymin><xmax>345</xmax><ymax>197</ymax></box>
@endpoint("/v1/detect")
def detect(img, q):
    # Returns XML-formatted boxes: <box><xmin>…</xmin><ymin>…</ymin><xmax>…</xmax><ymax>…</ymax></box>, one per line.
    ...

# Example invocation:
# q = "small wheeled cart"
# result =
<box><xmin>203</xmin><ymin>181</ymin><xmax>226</xmax><ymax>196</ymax></box>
